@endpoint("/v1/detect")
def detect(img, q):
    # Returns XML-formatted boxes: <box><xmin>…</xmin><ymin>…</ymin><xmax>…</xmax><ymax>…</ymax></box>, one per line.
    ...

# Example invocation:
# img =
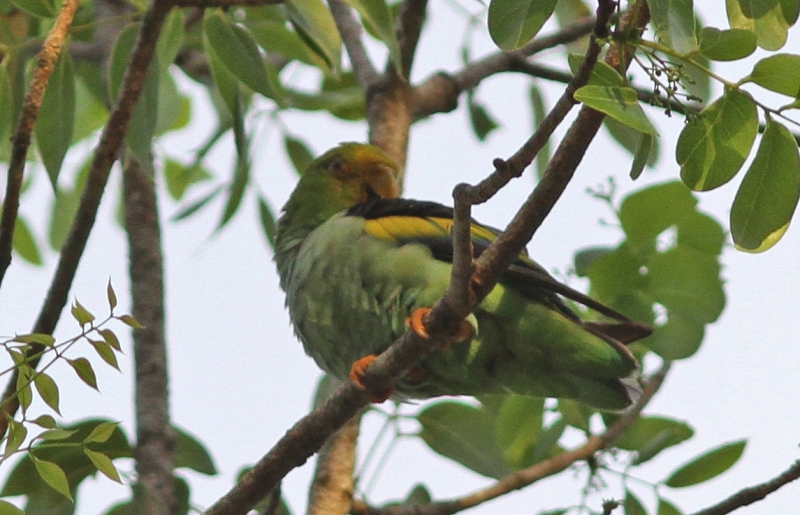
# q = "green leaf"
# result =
<box><xmin>285</xmin><ymin>0</ymin><xmax>342</xmax><ymax>72</ymax></box>
<box><xmin>665</xmin><ymin>440</ymin><xmax>747</xmax><ymax>487</ymax></box>
<box><xmin>67</xmin><ymin>357</ymin><xmax>98</xmax><ymax>390</ymax></box>
<box><xmin>625</xmin><ymin>489</ymin><xmax>647</xmax><ymax>515</ymax></box>
<box><xmin>495</xmin><ymin>395</ymin><xmax>543</xmax><ymax>467</ymax></box>
<box><xmin>574</xmin><ymin>85</ymin><xmax>658</xmax><ymax>135</ymax></box>
<box><xmin>0</xmin><ymin>499</ymin><xmax>25</xmax><ymax>515</ymax></box>
<box><xmin>38</xmin><ymin>428</ymin><xmax>78</xmax><ymax>441</ymax></box>
<box><xmin>529</xmin><ymin>85</ymin><xmax>551</xmax><ymax>179</ymax></box>
<box><xmin>118</xmin><ymin>314</ymin><xmax>145</xmax><ymax>329</ymax></box>
<box><xmin>750</xmin><ymin>53</ymin><xmax>800</xmax><ymax>97</ymax></box>
<box><xmin>248</xmin><ymin>18</ymin><xmax>329</xmax><ymax>71</ymax></box>
<box><xmin>163</xmin><ymin>159</ymin><xmax>212</xmax><ymax>201</ymax></box>
<box><xmin>619</xmin><ymin>181</ymin><xmax>697</xmax><ymax>248</ymax></box>
<box><xmin>13</xmin><ymin>216</ymin><xmax>43</xmax><ymax>265</ymax></box>
<box><xmin>172</xmin><ymin>186</ymin><xmax>224</xmax><ymax>222</ymax></box>
<box><xmin>649</xmin><ymin>246</ymin><xmax>725</xmax><ymax>325</ymax></box>
<box><xmin>30</xmin><ymin>455</ymin><xmax>72</xmax><ymax>501</ymax></box>
<box><xmin>418</xmin><ymin>402</ymin><xmax>512</xmax><ymax>479</ymax></box>
<box><xmin>4</xmin><ymin>419</ymin><xmax>27</xmax><ymax>458</ymax></box>
<box><xmin>90</xmin><ymin>339</ymin><xmax>120</xmax><ymax>370</ymax></box>
<box><xmin>524</xmin><ymin>417</ymin><xmax>566</xmax><ymax>465</ymax></box>
<box><xmin>649</xmin><ymin>0</ymin><xmax>698</xmax><ymax>53</ymax></box>
<box><xmin>71</xmin><ymin>299</ymin><xmax>95</xmax><ymax>326</ymax></box>
<box><xmin>48</xmin><ymin>159</ymin><xmax>88</xmax><ymax>251</ymax></box>
<box><xmin>257</xmin><ymin>196</ymin><xmax>277</xmax><ymax>248</ymax></box>
<box><xmin>156</xmin><ymin>8</ymin><xmax>185</xmax><ymax>71</ymax></box>
<box><xmin>286</xmin><ymin>72</ymin><xmax>366</xmax><ymax>120</ymax></box>
<box><xmin>676</xmin><ymin>88</ymin><xmax>758</xmax><ymax>191</ymax></box>
<box><xmin>557</xmin><ymin>399</ymin><xmax>592</xmax><ymax>432</ymax></box>
<box><xmin>84</xmin><ymin>421</ymin><xmax>119</xmax><ymax>444</ymax></box>
<box><xmin>15</xmin><ymin>370</ymin><xmax>32</xmax><ymax>414</ymax></box>
<box><xmin>36</xmin><ymin>51</ymin><xmax>75</xmax><ymax>187</ymax></box>
<box><xmin>699</xmin><ymin>27</ymin><xmax>757</xmax><ymax>61</ymax></box>
<box><xmin>8</xmin><ymin>0</ymin><xmax>56</xmax><ymax>17</ymax></box>
<box><xmin>727</xmin><ymin>0</ymin><xmax>792</xmax><ymax>50</ymax></box>
<box><xmin>615</xmin><ymin>416</ymin><xmax>694</xmax><ymax>464</ymax></box>
<box><xmin>203</xmin><ymin>10</ymin><xmax>283</xmax><ymax>101</ymax></box>
<box><xmin>100</xmin><ymin>328</ymin><xmax>122</xmax><ymax>351</ymax></box>
<box><xmin>109</xmin><ymin>24</ymin><xmax>160</xmax><ymax>163</ymax></box>
<box><xmin>175</xmin><ymin>426</ymin><xmax>217</xmax><ymax>475</ymax></box>
<box><xmin>344</xmin><ymin>0</ymin><xmax>402</xmax><ymax>75</ymax></box>
<box><xmin>284</xmin><ymin>134</ymin><xmax>314</xmax><ymax>175</ymax></box>
<box><xmin>488</xmin><ymin>0</ymin><xmax>559</xmax><ymax>50</ymax></box>
<box><xmin>573</xmin><ymin>246</ymin><xmax>614</xmax><ymax>277</ymax></box>
<box><xmin>569</xmin><ymin>55</ymin><xmax>627</xmax><ymax>87</ymax></box>
<box><xmin>12</xmin><ymin>332</ymin><xmax>55</xmax><ymax>346</ymax></box>
<box><xmin>33</xmin><ymin>372</ymin><xmax>60</xmax><ymax>414</ymax></box>
<box><xmin>203</xmin><ymin>25</ymin><xmax>241</xmax><ymax>116</ymax></box>
<box><xmin>647</xmin><ymin>310</ymin><xmax>706</xmax><ymax>360</ymax></box>
<box><xmin>605</xmin><ymin>117</ymin><xmax>661</xmax><ymax>171</ymax></box>
<box><xmin>468</xmin><ymin>97</ymin><xmax>500</xmax><ymax>141</ymax></box>
<box><xmin>0</xmin><ymin>61</ymin><xmax>13</xmax><ymax>146</ymax></box>
<box><xmin>31</xmin><ymin>415</ymin><xmax>57</xmax><ymax>429</ymax></box>
<box><xmin>730</xmin><ymin>119</ymin><xmax>800</xmax><ymax>252</ymax></box>
<box><xmin>677</xmin><ymin>211</ymin><xmax>726</xmax><ymax>255</ymax></box>
<box><xmin>658</xmin><ymin>498</ymin><xmax>683</xmax><ymax>515</ymax></box>
<box><xmin>84</xmin><ymin>448</ymin><xmax>122</xmax><ymax>483</ymax></box>
<box><xmin>630</xmin><ymin>133</ymin><xmax>655</xmax><ymax>180</ymax></box>
<box><xmin>107</xmin><ymin>280</ymin><xmax>117</xmax><ymax>310</ymax></box>
<box><xmin>155</xmin><ymin>72</ymin><xmax>191</xmax><ymax>135</ymax></box>
<box><xmin>219</xmin><ymin>137</ymin><xmax>250</xmax><ymax>230</ymax></box>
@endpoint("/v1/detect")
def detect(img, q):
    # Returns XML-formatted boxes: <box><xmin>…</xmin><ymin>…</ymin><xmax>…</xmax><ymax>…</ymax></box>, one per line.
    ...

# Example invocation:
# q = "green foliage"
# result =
<box><xmin>488</xmin><ymin>0</ymin><xmax>558</xmax><ymax>50</ymax></box>
<box><xmin>665</xmin><ymin>440</ymin><xmax>747</xmax><ymax>487</ymax></box>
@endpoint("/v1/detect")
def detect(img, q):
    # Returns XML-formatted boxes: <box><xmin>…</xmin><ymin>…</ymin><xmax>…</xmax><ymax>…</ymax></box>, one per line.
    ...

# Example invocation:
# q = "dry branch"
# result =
<box><xmin>0</xmin><ymin>0</ymin><xmax>80</xmax><ymax>288</ymax></box>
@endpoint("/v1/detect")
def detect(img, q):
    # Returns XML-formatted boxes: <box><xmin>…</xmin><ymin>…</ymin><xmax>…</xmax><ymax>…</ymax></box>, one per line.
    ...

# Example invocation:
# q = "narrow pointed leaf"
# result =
<box><xmin>36</xmin><ymin>51</ymin><xmax>75</xmax><ymax>187</ymax></box>
<box><xmin>257</xmin><ymin>196</ymin><xmax>277</xmax><ymax>248</ymax></box>
<box><xmin>731</xmin><ymin>119</ymin><xmax>800</xmax><ymax>252</ymax></box>
<box><xmin>33</xmin><ymin>372</ymin><xmax>61</xmax><ymax>414</ymax></box>
<box><xmin>631</xmin><ymin>133</ymin><xmax>655</xmax><ymax>179</ymax></box>
<box><xmin>13</xmin><ymin>216</ymin><xmax>43</xmax><ymax>265</ymax></box>
<box><xmin>71</xmin><ymin>299</ymin><xmax>95</xmax><ymax>326</ymax></box>
<box><xmin>345</xmin><ymin>0</ymin><xmax>402</xmax><ymax>75</ymax></box>
<box><xmin>4</xmin><ymin>420</ymin><xmax>27</xmax><ymax>458</ymax></box>
<box><xmin>107</xmin><ymin>280</ymin><xmax>118</xmax><ymax>310</ymax></box>
<box><xmin>677</xmin><ymin>88</ymin><xmax>758</xmax><ymax>191</ymax></box>
<box><xmin>284</xmin><ymin>134</ymin><xmax>314</xmax><ymax>175</ymax></box>
<box><xmin>100</xmin><ymin>328</ymin><xmax>122</xmax><ymax>351</ymax></box>
<box><xmin>285</xmin><ymin>0</ymin><xmax>342</xmax><ymax>72</ymax></box>
<box><xmin>8</xmin><ymin>0</ymin><xmax>56</xmax><ymax>17</ymax></box>
<box><xmin>84</xmin><ymin>448</ymin><xmax>122</xmax><ymax>483</ymax></box>
<box><xmin>67</xmin><ymin>357</ymin><xmax>98</xmax><ymax>389</ymax></box>
<box><xmin>624</xmin><ymin>489</ymin><xmax>647</xmax><ymax>515</ymax></box>
<box><xmin>90</xmin><ymin>339</ymin><xmax>120</xmax><ymax>370</ymax></box>
<box><xmin>175</xmin><ymin>426</ymin><xmax>218</xmax><ymax>475</ymax></box>
<box><xmin>666</xmin><ymin>440</ymin><xmax>747</xmax><ymax>487</ymax></box>
<box><xmin>658</xmin><ymin>498</ymin><xmax>683</xmax><ymax>515</ymax></box>
<box><xmin>0</xmin><ymin>500</ymin><xmax>25</xmax><ymax>515</ymax></box>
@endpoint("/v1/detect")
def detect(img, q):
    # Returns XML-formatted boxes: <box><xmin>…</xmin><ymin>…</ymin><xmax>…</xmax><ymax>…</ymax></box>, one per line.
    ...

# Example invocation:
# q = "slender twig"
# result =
<box><xmin>124</xmin><ymin>154</ymin><xmax>176</xmax><ymax>515</ymax></box>
<box><xmin>350</xmin><ymin>364</ymin><xmax>671</xmax><ymax>515</ymax></box>
<box><xmin>441</xmin><ymin>0</ymin><xmax>613</xmax><ymax>318</ymax></box>
<box><xmin>0</xmin><ymin>0</ymin><xmax>175</xmax><ymax>439</ymax></box>
<box><xmin>395</xmin><ymin>0</ymin><xmax>428</xmax><ymax>78</ymax></box>
<box><xmin>0</xmin><ymin>0</ymin><xmax>79</xmax><ymax>288</ymax></box>
<box><xmin>690</xmin><ymin>459</ymin><xmax>800</xmax><ymax>515</ymax></box>
<box><xmin>328</xmin><ymin>0</ymin><xmax>379</xmax><ymax>89</ymax></box>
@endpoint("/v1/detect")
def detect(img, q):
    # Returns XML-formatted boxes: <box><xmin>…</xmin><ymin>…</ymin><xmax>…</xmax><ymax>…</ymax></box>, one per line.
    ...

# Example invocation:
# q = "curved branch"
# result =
<box><xmin>690</xmin><ymin>459</ymin><xmax>800</xmax><ymax>515</ymax></box>
<box><xmin>0</xmin><ymin>0</ymin><xmax>80</xmax><ymax>289</ymax></box>
<box><xmin>307</xmin><ymin>412</ymin><xmax>362</xmax><ymax>515</ymax></box>
<box><xmin>394</xmin><ymin>0</ymin><xmax>427</xmax><ymax>78</ymax></box>
<box><xmin>0</xmin><ymin>0</ymin><xmax>175</xmax><ymax>438</ymax></box>
<box><xmin>329</xmin><ymin>0</ymin><xmax>379</xmax><ymax>89</ymax></box>
<box><xmin>411</xmin><ymin>16</ymin><xmax>597</xmax><ymax>119</ymax></box>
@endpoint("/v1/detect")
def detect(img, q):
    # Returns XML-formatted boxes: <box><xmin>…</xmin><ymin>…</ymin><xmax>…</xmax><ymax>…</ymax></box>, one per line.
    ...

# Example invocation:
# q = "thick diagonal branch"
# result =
<box><xmin>0</xmin><ymin>0</ymin><xmax>175</xmax><ymax>439</ymax></box>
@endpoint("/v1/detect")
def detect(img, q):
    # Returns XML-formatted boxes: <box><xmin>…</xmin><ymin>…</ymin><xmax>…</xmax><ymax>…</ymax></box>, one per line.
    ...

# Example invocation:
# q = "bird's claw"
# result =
<box><xmin>349</xmin><ymin>355</ymin><xmax>393</xmax><ymax>403</ymax></box>
<box><xmin>405</xmin><ymin>308</ymin><xmax>474</xmax><ymax>345</ymax></box>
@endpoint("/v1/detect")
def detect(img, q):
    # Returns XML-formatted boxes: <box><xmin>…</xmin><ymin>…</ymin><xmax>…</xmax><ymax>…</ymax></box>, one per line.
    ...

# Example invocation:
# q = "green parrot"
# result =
<box><xmin>274</xmin><ymin>143</ymin><xmax>652</xmax><ymax>410</ymax></box>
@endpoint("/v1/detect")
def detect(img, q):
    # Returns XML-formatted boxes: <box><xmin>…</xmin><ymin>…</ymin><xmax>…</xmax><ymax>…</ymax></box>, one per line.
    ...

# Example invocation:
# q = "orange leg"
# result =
<box><xmin>349</xmin><ymin>355</ymin><xmax>394</xmax><ymax>403</ymax></box>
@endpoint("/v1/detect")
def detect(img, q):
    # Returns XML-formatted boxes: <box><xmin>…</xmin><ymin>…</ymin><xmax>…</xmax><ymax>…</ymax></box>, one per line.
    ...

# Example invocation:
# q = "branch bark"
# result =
<box><xmin>690</xmin><ymin>459</ymin><xmax>800</xmax><ymax>515</ymax></box>
<box><xmin>0</xmin><ymin>0</ymin><xmax>79</xmax><ymax>289</ymax></box>
<box><xmin>306</xmin><ymin>412</ymin><xmax>362</xmax><ymax>515</ymax></box>
<box><xmin>0</xmin><ymin>0</ymin><xmax>175</xmax><ymax>439</ymax></box>
<box><xmin>329</xmin><ymin>0</ymin><xmax>379</xmax><ymax>89</ymax></box>
<box><xmin>123</xmin><ymin>155</ymin><xmax>176</xmax><ymax>515</ymax></box>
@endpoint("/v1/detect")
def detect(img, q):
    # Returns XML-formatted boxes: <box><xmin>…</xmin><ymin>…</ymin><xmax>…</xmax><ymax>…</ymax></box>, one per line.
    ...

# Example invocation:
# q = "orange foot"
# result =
<box><xmin>405</xmin><ymin>307</ymin><xmax>474</xmax><ymax>343</ymax></box>
<box><xmin>349</xmin><ymin>355</ymin><xmax>394</xmax><ymax>403</ymax></box>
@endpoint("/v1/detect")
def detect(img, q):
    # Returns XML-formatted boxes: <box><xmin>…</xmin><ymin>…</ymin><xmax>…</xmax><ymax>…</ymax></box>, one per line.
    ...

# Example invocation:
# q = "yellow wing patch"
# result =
<box><xmin>363</xmin><ymin>216</ymin><xmax>500</xmax><ymax>244</ymax></box>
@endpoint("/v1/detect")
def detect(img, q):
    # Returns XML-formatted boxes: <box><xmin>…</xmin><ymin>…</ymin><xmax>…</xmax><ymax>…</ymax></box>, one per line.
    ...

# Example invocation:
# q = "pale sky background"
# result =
<box><xmin>1</xmin><ymin>2</ymin><xmax>799</xmax><ymax>514</ymax></box>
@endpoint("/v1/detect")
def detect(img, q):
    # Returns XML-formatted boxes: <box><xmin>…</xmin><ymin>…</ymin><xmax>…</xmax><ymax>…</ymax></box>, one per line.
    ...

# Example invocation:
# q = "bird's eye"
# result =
<box><xmin>328</xmin><ymin>158</ymin><xmax>348</xmax><ymax>178</ymax></box>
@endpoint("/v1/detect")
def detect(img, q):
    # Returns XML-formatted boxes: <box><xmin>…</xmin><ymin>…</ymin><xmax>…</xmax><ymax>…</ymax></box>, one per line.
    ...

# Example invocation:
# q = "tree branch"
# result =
<box><xmin>690</xmin><ymin>459</ymin><xmax>800</xmax><ymax>515</ymax></box>
<box><xmin>0</xmin><ymin>0</ymin><xmax>175</xmax><ymax>439</ymax></box>
<box><xmin>0</xmin><ymin>0</ymin><xmax>79</xmax><ymax>289</ymax></box>
<box><xmin>123</xmin><ymin>155</ymin><xmax>176</xmax><ymax>515</ymax></box>
<box><xmin>306</xmin><ymin>412</ymin><xmax>362</xmax><ymax>515</ymax></box>
<box><xmin>395</xmin><ymin>0</ymin><xmax>427</xmax><ymax>78</ymax></box>
<box><xmin>328</xmin><ymin>0</ymin><xmax>379</xmax><ymax>89</ymax></box>
<box><xmin>411</xmin><ymin>16</ymin><xmax>597</xmax><ymax>119</ymax></box>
